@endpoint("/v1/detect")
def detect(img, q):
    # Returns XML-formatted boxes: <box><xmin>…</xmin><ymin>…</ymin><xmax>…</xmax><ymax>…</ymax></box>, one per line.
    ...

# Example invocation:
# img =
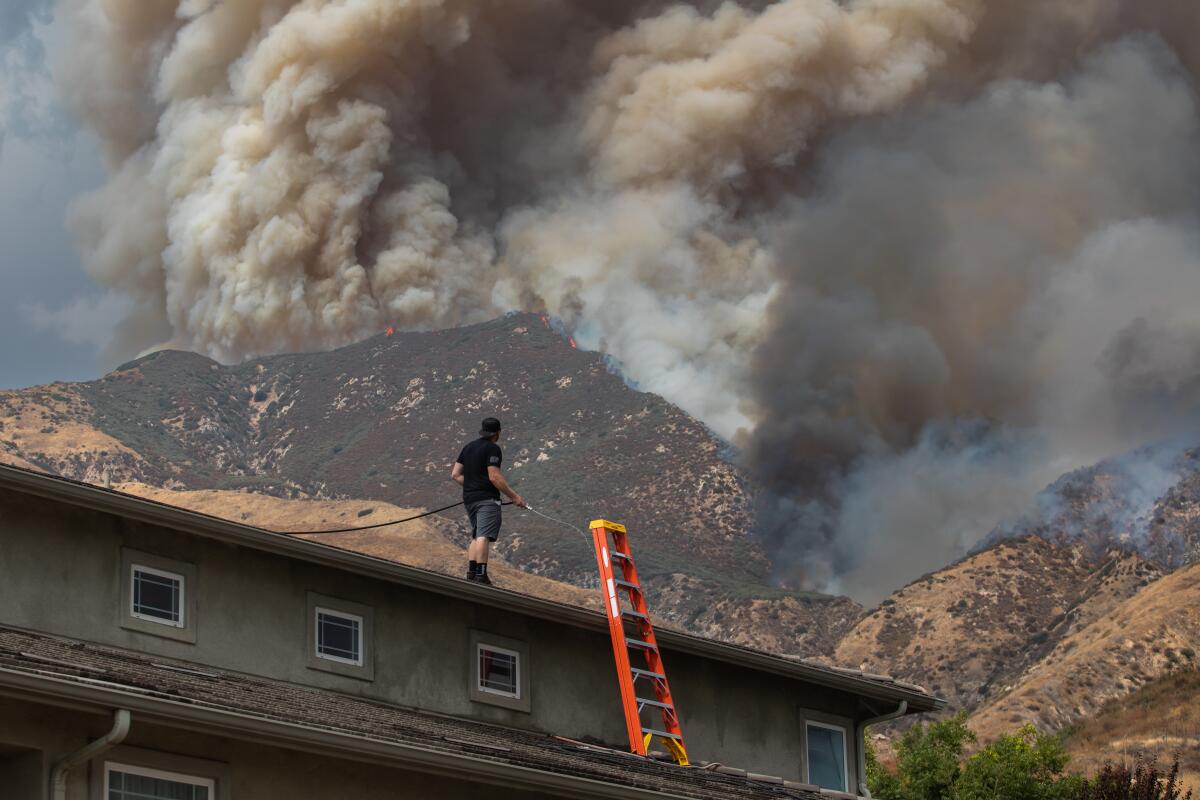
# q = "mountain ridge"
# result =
<box><xmin>5</xmin><ymin>313</ymin><xmax>1200</xmax><ymax>776</ymax></box>
<box><xmin>0</xmin><ymin>313</ymin><xmax>861</xmax><ymax>657</ymax></box>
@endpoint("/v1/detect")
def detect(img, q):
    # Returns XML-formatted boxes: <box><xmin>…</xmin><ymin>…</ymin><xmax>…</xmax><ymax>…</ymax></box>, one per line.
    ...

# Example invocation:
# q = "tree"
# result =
<box><xmin>869</xmin><ymin>712</ymin><xmax>975</xmax><ymax>800</ymax></box>
<box><xmin>953</xmin><ymin>724</ymin><xmax>1083</xmax><ymax>800</ymax></box>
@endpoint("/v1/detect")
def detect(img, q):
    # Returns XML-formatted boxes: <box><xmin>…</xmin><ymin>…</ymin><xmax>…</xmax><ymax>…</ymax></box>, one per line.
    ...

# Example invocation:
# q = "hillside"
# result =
<box><xmin>833</xmin><ymin>536</ymin><xmax>1162</xmax><ymax>711</ymax></box>
<box><xmin>991</xmin><ymin>444</ymin><xmax>1200</xmax><ymax>570</ymax></box>
<box><xmin>1066</xmin><ymin>669</ymin><xmax>1200</xmax><ymax>793</ymax></box>
<box><xmin>969</xmin><ymin>561</ymin><xmax>1200</xmax><ymax>740</ymax></box>
<box><xmin>0</xmin><ymin>314</ymin><xmax>860</xmax><ymax>656</ymax></box>
<box><xmin>8</xmin><ymin>312</ymin><xmax>1200</xmax><ymax>767</ymax></box>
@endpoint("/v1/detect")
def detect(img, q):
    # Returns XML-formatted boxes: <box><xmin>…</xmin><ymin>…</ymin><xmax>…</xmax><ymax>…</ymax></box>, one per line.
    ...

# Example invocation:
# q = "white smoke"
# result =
<box><xmin>55</xmin><ymin>0</ymin><xmax>1200</xmax><ymax>601</ymax></box>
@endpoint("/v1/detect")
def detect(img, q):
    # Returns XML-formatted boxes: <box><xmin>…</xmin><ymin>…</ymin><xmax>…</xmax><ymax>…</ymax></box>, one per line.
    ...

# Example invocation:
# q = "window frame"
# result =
<box><xmin>468</xmin><ymin>629</ymin><xmax>530</xmax><ymax>713</ymax></box>
<box><xmin>314</xmin><ymin>606</ymin><xmax>364</xmax><ymax>666</ymax></box>
<box><xmin>305</xmin><ymin>592</ymin><xmax>374</xmax><ymax>681</ymax></box>
<box><xmin>103</xmin><ymin>761</ymin><xmax>215</xmax><ymax>799</ymax></box>
<box><xmin>119</xmin><ymin>548</ymin><xmax>197</xmax><ymax>644</ymax></box>
<box><xmin>476</xmin><ymin>642</ymin><xmax>521</xmax><ymax>700</ymax></box>
<box><xmin>130</xmin><ymin>564</ymin><xmax>186</xmax><ymax>628</ymax></box>
<box><xmin>805</xmin><ymin>719</ymin><xmax>850</xmax><ymax>792</ymax></box>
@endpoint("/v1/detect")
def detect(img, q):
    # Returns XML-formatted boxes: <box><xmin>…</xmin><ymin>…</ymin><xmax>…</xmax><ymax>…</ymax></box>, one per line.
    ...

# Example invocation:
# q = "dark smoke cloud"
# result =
<box><xmin>749</xmin><ymin>37</ymin><xmax>1200</xmax><ymax>600</ymax></box>
<box><xmin>51</xmin><ymin>1</ymin><xmax>1200</xmax><ymax>602</ymax></box>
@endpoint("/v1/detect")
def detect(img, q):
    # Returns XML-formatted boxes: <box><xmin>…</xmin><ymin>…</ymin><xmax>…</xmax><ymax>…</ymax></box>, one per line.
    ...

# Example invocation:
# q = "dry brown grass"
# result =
<box><xmin>0</xmin><ymin>452</ymin><xmax>46</xmax><ymax>472</ymax></box>
<box><xmin>971</xmin><ymin>562</ymin><xmax>1200</xmax><ymax>742</ymax></box>
<box><xmin>1</xmin><ymin>389</ymin><xmax>140</xmax><ymax>460</ymax></box>
<box><xmin>832</xmin><ymin>537</ymin><xmax>1150</xmax><ymax>710</ymax></box>
<box><xmin>116</xmin><ymin>483</ymin><xmax>604</xmax><ymax>611</ymax></box>
<box><xmin>1066</xmin><ymin>670</ymin><xmax>1200</xmax><ymax>793</ymax></box>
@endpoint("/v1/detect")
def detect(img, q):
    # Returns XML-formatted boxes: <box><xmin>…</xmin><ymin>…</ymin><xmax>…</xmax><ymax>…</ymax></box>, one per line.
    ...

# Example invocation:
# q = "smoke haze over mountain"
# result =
<box><xmin>55</xmin><ymin>0</ymin><xmax>1200</xmax><ymax>601</ymax></box>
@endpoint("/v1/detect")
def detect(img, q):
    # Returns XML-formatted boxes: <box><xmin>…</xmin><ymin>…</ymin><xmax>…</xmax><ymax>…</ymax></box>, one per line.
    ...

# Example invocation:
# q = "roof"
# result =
<box><xmin>0</xmin><ymin>625</ymin><xmax>824</xmax><ymax>800</ymax></box>
<box><xmin>0</xmin><ymin>462</ymin><xmax>942</xmax><ymax>711</ymax></box>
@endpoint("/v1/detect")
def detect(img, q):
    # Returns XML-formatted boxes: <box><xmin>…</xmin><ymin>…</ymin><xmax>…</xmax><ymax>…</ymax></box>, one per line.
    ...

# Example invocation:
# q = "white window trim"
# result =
<box><xmin>806</xmin><ymin>719</ymin><xmax>849</xmax><ymax>792</ymax></box>
<box><xmin>314</xmin><ymin>606</ymin><xmax>364</xmax><ymax>666</ymax></box>
<box><xmin>476</xmin><ymin>642</ymin><xmax>521</xmax><ymax>700</ymax></box>
<box><xmin>105</xmin><ymin>761</ymin><xmax>215</xmax><ymax>797</ymax></box>
<box><xmin>130</xmin><ymin>564</ymin><xmax>186</xmax><ymax>628</ymax></box>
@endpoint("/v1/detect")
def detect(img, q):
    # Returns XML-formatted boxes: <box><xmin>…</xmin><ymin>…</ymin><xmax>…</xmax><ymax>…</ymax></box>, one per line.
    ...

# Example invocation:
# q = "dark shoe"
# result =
<box><xmin>465</xmin><ymin>570</ymin><xmax>476</xmax><ymax>581</ymax></box>
<box><xmin>473</xmin><ymin>573</ymin><xmax>494</xmax><ymax>586</ymax></box>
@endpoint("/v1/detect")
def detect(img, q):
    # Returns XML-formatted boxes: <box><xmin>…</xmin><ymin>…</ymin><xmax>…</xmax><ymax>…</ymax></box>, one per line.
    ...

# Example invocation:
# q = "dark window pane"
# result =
<box><xmin>480</xmin><ymin>649</ymin><xmax>518</xmax><ymax>695</ymax></box>
<box><xmin>109</xmin><ymin>769</ymin><xmax>209</xmax><ymax>799</ymax></box>
<box><xmin>317</xmin><ymin>613</ymin><xmax>360</xmax><ymax>662</ymax></box>
<box><xmin>807</xmin><ymin>725</ymin><xmax>846</xmax><ymax>791</ymax></box>
<box><xmin>132</xmin><ymin>570</ymin><xmax>181</xmax><ymax>624</ymax></box>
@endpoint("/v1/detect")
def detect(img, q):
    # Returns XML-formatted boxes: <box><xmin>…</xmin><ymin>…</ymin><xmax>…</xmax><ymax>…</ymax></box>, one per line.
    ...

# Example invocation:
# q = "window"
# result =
<box><xmin>105</xmin><ymin>762</ymin><xmax>214</xmax><ymax>800</ymax></box>
<box><xmin>477</xmin><ymin>644</ymin><xmax>520</xmax><ymax>698</ymax></box>
<box><xmin>120</xmin><ymin>550</ymin><xmax>197</xmax><ymax>643</ymax></box>
<box><xmin>305</xmin><ymin>593</ymin><xmax>374</xmax><ymax>680</ymax></box>
<box><xmin>315</xmin><ymin>607</ymin><xmax>363</xmax><ymax>665</ymax></box>
<box><xmin>806</xmin><ymin>721</ymin><xmax>848</xmax><ymax>792</ymax></box>
<box><xmin>131</xmin><ymin>565</ymin><xmax>185</xmax><ymax>627</ymax></box>
<box><xmin>468</xmin><ymin>630</ymin><xmax>530</xmax><ymax>712</ymax></box>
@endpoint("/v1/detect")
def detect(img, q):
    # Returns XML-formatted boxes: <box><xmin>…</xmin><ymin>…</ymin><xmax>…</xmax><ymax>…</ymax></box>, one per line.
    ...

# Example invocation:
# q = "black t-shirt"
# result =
<box><xmin>457</xmin><ymin>437</ymin><xmax>503</xmax><ymax>504</ymax></box>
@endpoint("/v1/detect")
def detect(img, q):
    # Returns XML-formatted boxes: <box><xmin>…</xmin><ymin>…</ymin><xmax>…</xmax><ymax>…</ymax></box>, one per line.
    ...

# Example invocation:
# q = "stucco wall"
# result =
<box><xmin>0</xmin><ymin>696</ymin><xmax>565</xmax><ymax>800</ymax></box>
<box><xmin>0</xmin><ymin>487</ymin><xmax>862</xmax><ymax>786</ymax></box>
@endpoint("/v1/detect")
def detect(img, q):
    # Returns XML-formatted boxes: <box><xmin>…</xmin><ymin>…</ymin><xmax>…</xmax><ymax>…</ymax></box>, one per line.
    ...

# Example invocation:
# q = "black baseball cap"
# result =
<box><xmin>480</xmin><ymin>417</ymin><xmax>502</xmax><ymax>437</ymax></box>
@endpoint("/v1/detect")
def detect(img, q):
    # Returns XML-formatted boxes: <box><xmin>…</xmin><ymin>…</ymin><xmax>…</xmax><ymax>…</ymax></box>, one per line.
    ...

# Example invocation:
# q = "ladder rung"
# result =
<box><xmin>631</xmin><ymin>668</ymin><xmax>664</xmax><ymax>681</ymax></box>
<box><xmin>626</xmin><ymin>638</ymin><xmax>657</xmax><ymax>651</ymax></box>
<box><xmin>621</xmin><ymin>610</ymin><xmax>649</xmax><ymax>621</ymax></box>
<box><xmin>610</xmin><ymin>551</ymin><xmax>630</xmax><ymax>560</ymax></box>
<box><xmin>615</xmin><ymin>579</ymin><xmax>641</xmax><ymax>591</ymax></box>
<box><xmin>636</xmin><ymin>697</ymin><xmax>674</xmax><ymax>710</ymax></box>
<box><xmin>642</xmin><ymin>727</ymin><xmax>683</xmax><ymax>740</ymax></box>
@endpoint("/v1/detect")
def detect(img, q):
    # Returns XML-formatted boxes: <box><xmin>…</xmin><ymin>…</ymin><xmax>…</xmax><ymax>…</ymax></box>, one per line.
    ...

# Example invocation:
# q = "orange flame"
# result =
<box><xmin>385</xmin><ymin>326</ymin><xmax>395</xmax><ymax>337</ymax></box>
<box><xmin>539</xmin><ymin>314</ymin><xmax>550</xmax><ymax>328</ymax></box>
<box><xmin>568</xmin><ymin>337</ymin><xmax>577</xmax><ymax>349</ymax></box>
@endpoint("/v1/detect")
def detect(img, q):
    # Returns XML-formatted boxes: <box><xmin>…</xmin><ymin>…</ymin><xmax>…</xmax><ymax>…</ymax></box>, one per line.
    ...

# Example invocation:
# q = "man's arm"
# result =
<box><xmin>451</xmin><ymin>462</ymin><xmax>465</xmax><ymax>486</ymax></box>
<box><xmin>487</xmin><ymin>466</ymin><xmax>526</xmax><ymax>508</ymax></box>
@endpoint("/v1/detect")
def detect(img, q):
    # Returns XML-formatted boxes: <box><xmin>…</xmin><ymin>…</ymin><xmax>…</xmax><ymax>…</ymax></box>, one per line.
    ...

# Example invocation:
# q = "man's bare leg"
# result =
<box><xmin>474</xmin><ymin>537</ymin><xmax>490</xmax><ymax>567</ymax></box>
<box><xmin>465</xmin><ymin>534</ymin><xmax>489</xmax><ymax>578</ymax></box>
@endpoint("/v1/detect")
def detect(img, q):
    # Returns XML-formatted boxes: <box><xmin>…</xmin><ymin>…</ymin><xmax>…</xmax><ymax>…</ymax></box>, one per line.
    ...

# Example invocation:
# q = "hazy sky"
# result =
<box><xmin>0</xmin><ymin>0</ymin><xmax>111</xmax><ymax>390</ymax></box>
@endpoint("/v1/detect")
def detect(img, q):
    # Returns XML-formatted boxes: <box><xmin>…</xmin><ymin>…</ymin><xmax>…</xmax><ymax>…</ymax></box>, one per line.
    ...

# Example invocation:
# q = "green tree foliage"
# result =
<box><xmin>867</xmin><ymin>712</ymin><xmax>975</xmax><ymax>800</ymax></box>
<box><xmin>867</xmin><ymin>717</ymin><xmax>1082</xmax><ymax>800</ymax></box>
<box><xmin>1077</xmin><ymin>755</ymin><xmax>1193</xmax><ymax>800</ymax></box>
<box><xmin>867</xmin><ymin>718</ymin><xmax>1193</xmax><ymax>800</ymax></box>
<box><xmin>955</xmin><ymin>725</ymin><xmax>1083</xmax><ymax>800</ymax></box>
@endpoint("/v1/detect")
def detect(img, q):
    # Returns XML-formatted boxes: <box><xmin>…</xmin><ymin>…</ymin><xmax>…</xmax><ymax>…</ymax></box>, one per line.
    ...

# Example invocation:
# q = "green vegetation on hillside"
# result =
<box><xmin>868</xmin><ymin>713</ymin><xmax>1192</xmax><ymax>800</ymax></box>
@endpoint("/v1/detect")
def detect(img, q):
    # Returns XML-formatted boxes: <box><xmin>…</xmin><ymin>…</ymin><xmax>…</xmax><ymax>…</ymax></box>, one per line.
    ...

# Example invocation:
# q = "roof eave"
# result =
<box><xmin>0</xmin><ymin>464</ymin><xmax>942</xmax><ymax>711</ymax></box>
<box><xmin>0</xmin><ymin>667</ymin><xmax>704</xmax><ymax>800</ymax></box>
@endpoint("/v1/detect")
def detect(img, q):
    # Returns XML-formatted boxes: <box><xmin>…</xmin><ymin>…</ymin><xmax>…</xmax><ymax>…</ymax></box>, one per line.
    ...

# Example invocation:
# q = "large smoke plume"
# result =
<box><xmin>58</xmin><ymin>0</ymin><xmax>1200</xmax><ymax>602</ymax></box>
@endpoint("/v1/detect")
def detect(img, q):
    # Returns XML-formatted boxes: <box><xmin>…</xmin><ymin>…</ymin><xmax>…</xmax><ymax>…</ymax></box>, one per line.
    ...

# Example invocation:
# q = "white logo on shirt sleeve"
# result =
<box><xmin>489</xmin><ymin>456</ymin><xmax>500</xmax><ymax>465</ymax></box>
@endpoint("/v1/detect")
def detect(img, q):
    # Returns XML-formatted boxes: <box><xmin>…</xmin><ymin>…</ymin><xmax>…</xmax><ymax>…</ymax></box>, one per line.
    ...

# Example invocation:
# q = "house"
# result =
<box><xmin>0</xmin><ymin>463</ymin><xmax>942</xmax><ymax>798</ymax></box>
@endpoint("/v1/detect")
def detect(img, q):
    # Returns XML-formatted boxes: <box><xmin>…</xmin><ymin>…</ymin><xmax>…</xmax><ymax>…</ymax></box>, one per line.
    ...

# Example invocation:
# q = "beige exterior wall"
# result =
<box><xmin>0</xmin><ymin>696</ymin><xmax>565</xmax><ymax>800</ymax></box>
<box><xmin>0</xmin><ymin>486</ymin><xmax>865</xmax><ymax>789</ymax></box>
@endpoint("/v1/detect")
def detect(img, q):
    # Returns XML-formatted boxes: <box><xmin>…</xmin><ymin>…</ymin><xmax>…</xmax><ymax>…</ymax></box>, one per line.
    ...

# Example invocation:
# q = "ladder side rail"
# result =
<box><xmin>610</xmin><ymin>531</ymin><xmax>685</xmax><ymax>741</ymax></box>
<box><xmin>591</xmin><ymin>522</ymin><xmax>646</xmax><ymax>755</ymax></box>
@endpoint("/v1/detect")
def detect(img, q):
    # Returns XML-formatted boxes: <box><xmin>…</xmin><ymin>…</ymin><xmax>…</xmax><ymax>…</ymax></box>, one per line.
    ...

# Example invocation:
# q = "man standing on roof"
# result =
<box><xmin>452</xmin><ymin>417</ymin><xmax>526</xmax><ymax>585</ymax></box>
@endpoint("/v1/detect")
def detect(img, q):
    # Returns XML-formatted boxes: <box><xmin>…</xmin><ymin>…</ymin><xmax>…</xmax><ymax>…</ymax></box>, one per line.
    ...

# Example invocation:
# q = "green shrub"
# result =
<box><xmin>955</xmin><ymin>725</ymin><xmax>1082</xmax><ymax>800</ymax></box>
<box><xmin>868</xmin><ymin>717</ymin><xmax>1085</xmax><ymax>800</ymax></box>
<box><xmin>868</xmin><ymin>712</ymin><xmax>974</xmax><ymax>800</ymax></box>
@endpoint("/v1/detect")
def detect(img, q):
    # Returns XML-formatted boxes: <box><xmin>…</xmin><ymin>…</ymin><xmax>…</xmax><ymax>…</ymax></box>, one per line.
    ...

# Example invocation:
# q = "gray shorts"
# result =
<box><xmin>466</xmin><ymin>499</ymin><xmax>503</xmax><ymax>542</ymax></box>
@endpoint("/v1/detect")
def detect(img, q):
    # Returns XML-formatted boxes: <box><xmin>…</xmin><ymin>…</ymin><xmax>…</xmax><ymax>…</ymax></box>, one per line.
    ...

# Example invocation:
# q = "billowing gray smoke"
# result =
<box><xmin>58</xmin><ymin>0</ymin><xmax>1200</xmax><ymax>602</ymax></box>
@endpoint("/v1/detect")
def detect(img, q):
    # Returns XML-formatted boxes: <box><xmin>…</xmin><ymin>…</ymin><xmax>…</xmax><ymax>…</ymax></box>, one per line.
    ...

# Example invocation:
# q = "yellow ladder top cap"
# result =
<box><xmin>590</xmin><ymin>519</ymin><xmax>627</xmax><ymax>533</ymax></box>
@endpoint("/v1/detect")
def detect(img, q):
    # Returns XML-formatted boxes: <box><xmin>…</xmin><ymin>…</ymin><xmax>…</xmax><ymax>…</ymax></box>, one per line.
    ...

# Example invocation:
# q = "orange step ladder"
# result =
<box><xmin>590</xmin><ymin>519</ymin><xmax>689</xmax><ymax>766</ymax></box>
